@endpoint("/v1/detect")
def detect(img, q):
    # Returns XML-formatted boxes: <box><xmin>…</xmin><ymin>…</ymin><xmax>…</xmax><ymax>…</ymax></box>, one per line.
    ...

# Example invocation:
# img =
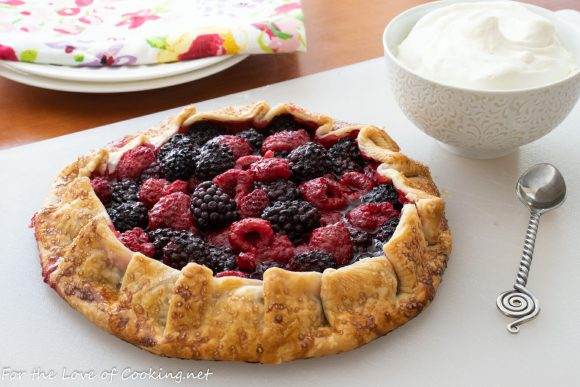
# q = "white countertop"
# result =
<box><xmin>1</xmin><ymin>57</ymin><xmax>579</xmax><ymax>387</ymax></box>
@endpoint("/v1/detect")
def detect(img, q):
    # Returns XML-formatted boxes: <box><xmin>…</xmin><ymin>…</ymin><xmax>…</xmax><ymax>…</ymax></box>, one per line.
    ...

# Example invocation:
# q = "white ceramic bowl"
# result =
<box><xmin>383</xmin><ymin>0</ymin><xmax>580</xmax><ymax>159</ymax></box>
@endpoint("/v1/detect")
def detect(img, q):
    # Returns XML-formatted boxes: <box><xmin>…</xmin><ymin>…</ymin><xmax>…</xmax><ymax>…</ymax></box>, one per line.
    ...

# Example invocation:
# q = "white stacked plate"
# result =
<box><xmin>0</xmin><ymin>54</ymin><xmax>248</xmax><ymax>93</ymax></box>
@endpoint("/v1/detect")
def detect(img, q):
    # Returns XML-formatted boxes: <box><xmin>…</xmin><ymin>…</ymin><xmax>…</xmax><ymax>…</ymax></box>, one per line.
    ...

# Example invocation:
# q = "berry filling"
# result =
<box><xmin>94</xmin><ymin>116</ymin><xmax>408</xmax><ymax>279</ymax></box>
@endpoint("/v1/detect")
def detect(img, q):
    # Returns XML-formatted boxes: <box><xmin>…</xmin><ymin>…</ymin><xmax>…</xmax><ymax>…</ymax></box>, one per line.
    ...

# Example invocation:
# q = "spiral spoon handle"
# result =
<box><xmin>496</xmin><ymin>211</ymin><xmax>542</xmax><ymax>333</ymax></box>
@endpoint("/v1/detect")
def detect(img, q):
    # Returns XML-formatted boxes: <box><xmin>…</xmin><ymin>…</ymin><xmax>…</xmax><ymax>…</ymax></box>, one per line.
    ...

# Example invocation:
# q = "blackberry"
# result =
<box><xmin>161</xmin><ymin>231</ymin><xmax>209</xmax><ymax>270</ymax></box>
<box><xmin>264</xmin><ymin>114</ymin><xmax>302</xmax><ymax>136</ymax></box>
<box><xmin>157</xmin><ymin>134</ymin><xmax>198</xmax><ymax>181</ymax></box>
<box><xmin>287</xmin><ymin>142</ymin><xmax>332</xmax><ymax>182</ymax></box>
<box><xmin>261</xmin><ymin>200</ymin><xmax>320</xmax><ymax>243</ymax></box>
<box><xmin>238</xmin><ymin>129</ymin><xmax>264</xmax><ymax>152</ymax></box>
<box><xmin>194</xmin><ymin>142</ymin><xmax>235</xmax><ymax>180</ymax></box>
<box><xmin>288</xmin><ymin>250</ymin><xmax>337</xmax><ymax>272</ymax></box>
<box><xmin>250</xmin><ymin>260</ymin><xmax>286</xmax><ymax>280</ymax></box>
<box><xmin>187</xmin><ymin>121</ymin><xmax>226</xmax><ymax>147</ymax></box>
<box><xmin>361</xmin><ymin>184</ymin><xmax>400</xmax><ymax>209</ymax></box>
<box><xmin>206</xmin><ymin>246</ymin><xmax>238</xmax><ymax>273</ymax></box>
<box><xmin>374</xmin><ymin>217</ymin><xmax>400</xmax><ymax>243</ymax></box>
<box><xmin>329</xmin><ymin>138</ymin><xmax>365</xmax><ymax>175</ymax></box>
<box><xmin>107</xmin><ymin>201</ymin><xmax>148</xmax><ymax>232</ymax></box>
<box><xmin>349</xmin><ymin>228</ymin><xmax>373</xmax><ymax>254</ymax></box>
<box><xmin>254</xmin><ymin>179</ymin><xmax>300</xmax><ymax>202</ymax></box>
<box><xmin>147</xmin><ymin>228</ymin><xmax>191</xmax><ymax>259</ymax></box>
<box><xmin>110</xmin><ymin>179</ymin><xmax>139</xmax><ymax>204</ymax></box>
<box><xmin>275</xmin><ymin>150</ymin><xmax>290</xmax><ymax>158</ymax></box>
<box><xmin>139</xmin><ymin>161</ymin><xmax>163</xmax><ymax>181</ymax></box>
<box><xmin>190</xmin><ymin>181</ymin><xmax>238</xmax><ymax>230</ymax></box>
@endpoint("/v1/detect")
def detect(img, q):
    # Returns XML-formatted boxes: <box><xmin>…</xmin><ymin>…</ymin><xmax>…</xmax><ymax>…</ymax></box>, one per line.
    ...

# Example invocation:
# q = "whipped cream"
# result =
<box><xmin>397</xmin><ymin>1</ymin><xmax>578</xmax><ymax>90</ymax></box>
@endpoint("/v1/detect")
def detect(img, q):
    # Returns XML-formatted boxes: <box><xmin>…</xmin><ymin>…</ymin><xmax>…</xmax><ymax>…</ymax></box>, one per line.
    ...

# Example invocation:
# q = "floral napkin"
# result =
<box><xmin>0</xmin><ymin>0</ymin><xmax>306</xmax><ymax>66</ymax></box>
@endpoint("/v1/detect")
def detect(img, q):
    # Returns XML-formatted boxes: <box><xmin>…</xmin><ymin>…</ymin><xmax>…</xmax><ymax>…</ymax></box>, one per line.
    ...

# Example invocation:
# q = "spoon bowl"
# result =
<box><xmin>516</xmin><ymin>163</ymin><xmax>567</xmax><ymax>212</ymax></box>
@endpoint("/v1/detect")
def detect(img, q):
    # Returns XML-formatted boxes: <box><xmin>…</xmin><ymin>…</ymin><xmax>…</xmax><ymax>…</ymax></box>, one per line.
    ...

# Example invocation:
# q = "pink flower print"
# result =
<box><xmin>57</xmin><ymin>7</ymin><xmax>81</xmax><ymax>16</ymax></box>
<box><xmin>116</xmin><ymin>9</ymin><xmax>159</xmax><ymax>29</ymax></box>
<box><xmin>53</xmin><ymin>25</ymin><xmax>83</xmax><ymax>35</ymax></box>
<box><xmin>178</xmin><ymin>34</ymin><xmax>225</xmax><ymax>61</ymax></box>
<box><xmin>20</xmin><ymin>10</ymin><xmax>31</xmax><ymax>15</ymax></box>
<box><xmin>75</xmin><ymin>0</ymin><xmax>93</xmax><ymax>6</ymax></box>
<box><xmin>79</xmin><ymin>14</ymin><xmax>103</xmax><ymax>25</ymax></box>
<box><xmin>253</xmin><ymin>23</ymin><xmax>274</xmax><ymax>39</ymax></box>
<box><xmin>275</xmin><ymin>2</ymin><xmax>301</xmax><ymax>14</ymax></box>
<box><xmin>0</xmin><ymin>0</ymin><xmax>25</xmax><ymax>5</ymax></box>
<box><xmin>0</xmin><ymin>44</ymin><xmax>17</xmax><ymax>61</ymax></box>
<box><xmin>254</xmin><ymin>20</ymin><xmax>301</xmax><ymax>53</ymax></box>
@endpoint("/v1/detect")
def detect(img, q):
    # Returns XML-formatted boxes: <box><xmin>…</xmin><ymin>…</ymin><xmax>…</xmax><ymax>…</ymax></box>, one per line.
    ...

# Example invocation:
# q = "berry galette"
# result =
<box><xmin>33</xmin><ymin>102</ymin><xmax>451</xmax><ymax>363</ymax></box>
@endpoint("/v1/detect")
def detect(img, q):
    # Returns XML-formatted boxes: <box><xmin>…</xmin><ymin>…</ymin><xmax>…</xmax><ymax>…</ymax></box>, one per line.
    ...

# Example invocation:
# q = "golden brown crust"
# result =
<box><xmin>33</xmin><ymin>101</ymin><xmax>452</xmax><ymax>363</ymax></box>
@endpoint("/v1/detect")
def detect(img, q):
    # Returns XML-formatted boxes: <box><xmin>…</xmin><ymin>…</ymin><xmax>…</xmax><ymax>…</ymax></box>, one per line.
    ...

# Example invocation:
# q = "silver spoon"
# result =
<box><xmin>496</xmin><ymin>163</ymin><xmax>566</xmax><ymax>333</ymax></box>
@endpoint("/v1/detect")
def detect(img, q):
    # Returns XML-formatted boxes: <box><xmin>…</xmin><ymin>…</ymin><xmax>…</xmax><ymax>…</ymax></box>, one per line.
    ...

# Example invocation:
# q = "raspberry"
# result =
<box><xmin>116</xmin><ymin>145</ymin><xmax>156</xmax><ymax>180</ymax></box>
<box><xmin>361</xmin><ymin>183</ymin><xmax>401</xmax><ymax>209</ymax></box>
<box><xmin>254</xmin><ymin>179</ymin><xmax>300</xmax><ymax>203</ymax></box>
<box><xmin>213</xmin><ymin>169</ymin><xmax>240</xmax><ymax>194</ymax></box>
<box><xmin>299</xmin><ymin>177</ymin><xmax>347</xmax><ymax>210</ymax></box>
<box><xmin>251</xmin><ymin>260</ymin><xmax>286</xmax><ymax>280</ymax></box>
<box><xmin>347</xmin><ymin>202</ymin><xmax>399</xmax><ymax>231</ymax></box>
<box><xmin>195</xmin><ymin>142</ymin><xmax>235</xmax><ymax>180</ymax></box>
<box><xmin>250</xmin><ymin>158</ymin><xmax>291</xmax><ymax>182</ymax></box>
<box><xmin>187</xmin><ymin>120</ymin><xmax>226</xmax><ymax>147</ymax></box>
<box><xmin>229</xmin><ymin>218</ymin><xmax>274</xmax><ymax>252</ymax></box>
<box><xmin>148</xmin><ymin>228</ymin><xmax>190</xmax><ymax>259</ymax></box>
<box><xmin>235</xmin><ymin>155</ymin><xmax>262</xmax><ymax>170</ymax></box>
<box><xmin>264</xmin><ymin>114</ymin><xmax>303</xmax><ymax>135</ymax></box>
<box><xmin>190</xmin><ymin>181</ymin><xmax>238</xmax><ymax>230</ymax></box>
<box><xmin>257</xmin><ymin>234</ymin><xmax>294</xmax><ymax>263</ymax></box>
<box><xmin>118</xmin><ymin>227</ymin><xmax>156</xmax><ymax>257</ymax></box>
<box><xmin>163</xmin><ymin>179</ymin><xmax>189</xmax><ymax>195</ymax></box>
<box><xmin>237</xmin><ymin>252</ymin><xmax>257</xmax><ymax>272</ymax></box>
<box><xmin>107</xmin><ymin>201</ymin><xmax>148</xmax><ymax>232</ymax></box>
<box><xmin>205</xmin><ymin>226</ymin><xmax>232</xmax><ymax>248</ymax></box>
<box><xmin>261</xmin><ymin>129</ymin><xmax>309</xmax><ymax>154</ymax></box>
<box><xmin>139</xmin><ymin>178</ymin><xmax>168</xmax><ymax>208</ymax></box>
<box><xmin>339</xmin><ymin>171</ymin><xmax>375</xmax><ymax>201</ymax></box>
<box><xmin>308</xmin><ymin>222</ymin><xmax>352</xmax><ymax>265</ymax></box>
<box><xmin>237</xmin><ymin>129</ymin><xmax>264</xmax><ymax>152</ymax></box>
<box><xmin>157</xmin><ymin>134</ymin><xmax>198</xmax><ymax>181</ymax></box>
<box><xmin>208</xmin><ymin>135</ymin><xmax>252</xmax><ymax>158</ymax></box>
<box><xmin>216</xmin><ymin>270</ymin><xmax>248</xmax><ymax>278</ymax></box>
<box><xmin>237</xmin><ymin>189</ymin><xmax>270</xmax><ymax>218</ymax></box>
<box><xmin>288</xmin><ymin>250</ymin><xmax>337</xmax><ymax>272</ymax></box>
<box><xmin>110</xmin><ymin>179</ymin><xmax>139</xmax><ymax>204</ymax></box>
<box><xmin>148</xmin><ymin>192</ymin><xmax>193</xmax><ymax>230</ymax></box>
<box><xmin>91</xmin><ymin>177</ymin><xmax>111</xmax><ymax>204</ymax></box>
<box><xmin>328</xmin><ymin>138</ymin><xmax>365</xmax><ymax>175</ymax></box>
<box><xmin>162</xmin><ymin>232</ymin><xmax>209</xmax><ymax>270</ymax></box>
<box><xmin>139</xmin><ymin>178</ymin><xmax>190</xmax><ymax>208</ymax></box>
<box><xmin>212</xmin><ymin>169</ymin><xmax>254</xmax><ymax>199</ymax></box>
<box><xmin>374</xmin><ymin>217</ymin><xmax>400</xmax><ymax>243</ymax></box>
<box><xmin>288</xmin><ymin>142</ymin><xmax>332</xmax><ymax>182</ymax></box>
<box><xmin>319</xmin><ymin>211</ymin><xmax>342</xmax><ymax>226</ymax></box>
<box><xmin>398</xmin><ymin>190</ymin><xmax>410</xmax><ymax>206</ymax></box>
<box><xmin>261</xmin><ymin>200</ymin><xmax>320</xmax><ymax>243</ymax></box>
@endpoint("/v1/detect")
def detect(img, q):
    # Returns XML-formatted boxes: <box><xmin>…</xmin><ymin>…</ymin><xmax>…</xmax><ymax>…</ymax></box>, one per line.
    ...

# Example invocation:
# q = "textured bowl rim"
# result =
<box><xmin>383</xmin><ymin>0</ymin><xmax>580</xmax><ymax>95</ymax></box>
